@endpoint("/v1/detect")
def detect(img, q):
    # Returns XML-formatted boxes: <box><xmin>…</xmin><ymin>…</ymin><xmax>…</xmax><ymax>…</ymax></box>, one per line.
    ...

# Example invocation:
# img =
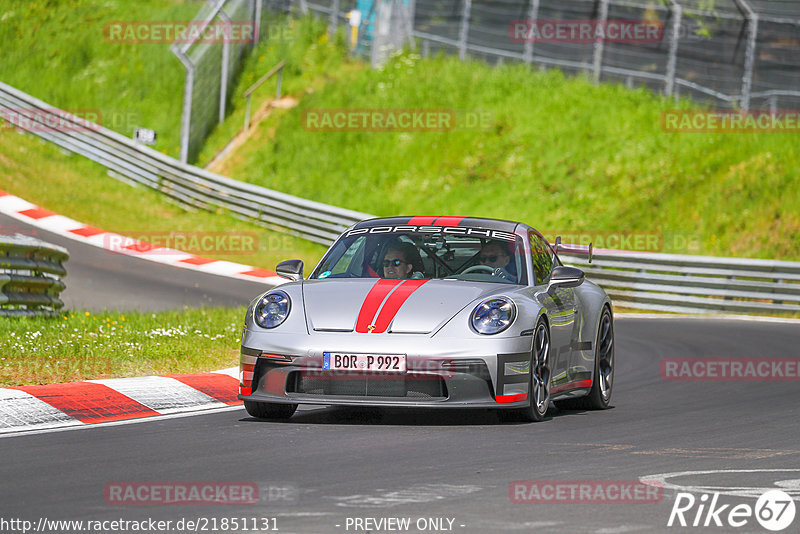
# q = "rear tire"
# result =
<box><xmin>555</xmin><ymin>307</ymin><xmax>614</xmax><ymax>411</ymax></box>
<box><xmin>244</xmin><ymin>400</ymin><xmax>297</xmax><ymax>420</ymax></box>
<box><xmin>503</xmin><ymin>318</ymin><xmax>551</xmax><ymax>423</ymax></box>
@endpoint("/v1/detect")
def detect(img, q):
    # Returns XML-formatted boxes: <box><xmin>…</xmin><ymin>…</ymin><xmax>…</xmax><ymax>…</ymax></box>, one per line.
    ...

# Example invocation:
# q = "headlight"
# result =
<box><xmin>254</xmin><ymin>291</ymin><xmax>291</xmax><ymax>329</ymax></box>
<box><xmin>471</xmin><ymin>297</ymin><xmax>516</xmax><ymax>335</ymax></box>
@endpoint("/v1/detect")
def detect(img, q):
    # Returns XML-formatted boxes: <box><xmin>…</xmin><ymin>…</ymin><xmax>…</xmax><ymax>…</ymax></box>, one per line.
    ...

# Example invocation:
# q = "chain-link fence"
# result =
<box><xmin>275</xmin><ymin>0</ymin><xmax>800</xmax><ymax>111</ymax></box>
<box><xmin>172</xmin><ymin>0</ymin><xmax>270</xmax><ymax>164</ymax></box>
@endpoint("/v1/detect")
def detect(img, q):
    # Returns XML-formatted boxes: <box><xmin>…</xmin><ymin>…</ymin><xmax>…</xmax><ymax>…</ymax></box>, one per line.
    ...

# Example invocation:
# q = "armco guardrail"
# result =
<box><xmin>2</xmin><ymin>82</ymin><xmax>799</xmax><ymax>316</ymax></box>
<box><xmin>560</xmin><ymin>250</ymin><xmax>800</xmax><ymax>315</ymax></box>
<box><xmin>0</xmin><ymin>234</ymin><xmax>68</xmax><ymax>317</ymax></box>
<box><xmin>0</xmin><ymin>81</ymin><xmax>371</xmax><ymax>245</ymax></box>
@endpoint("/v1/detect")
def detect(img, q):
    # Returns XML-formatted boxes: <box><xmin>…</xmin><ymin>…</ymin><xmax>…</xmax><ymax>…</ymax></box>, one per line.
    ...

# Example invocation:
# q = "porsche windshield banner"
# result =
<box><xmin>345</xmin><ymin>226</ymin><xmax>517</xmax><ymax>242</ymax></box>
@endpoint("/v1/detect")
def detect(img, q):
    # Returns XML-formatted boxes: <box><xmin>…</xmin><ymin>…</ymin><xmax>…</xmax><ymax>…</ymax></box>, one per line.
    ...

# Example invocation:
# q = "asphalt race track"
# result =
<box><xmin>2</xmin><ymin>316</ymin><xmax>799</xmax><ymax>533</ymax></box>
<box><xmin>0</xmin><ymin>213</ymin><xmax>270</xmax><ymax>311</ymax></box>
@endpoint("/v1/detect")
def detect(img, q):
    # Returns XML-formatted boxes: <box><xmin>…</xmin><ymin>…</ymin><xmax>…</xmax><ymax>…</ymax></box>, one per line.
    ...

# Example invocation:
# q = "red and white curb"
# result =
<box><xmin>0</xmin><ymin>368</ymin><xmax>242</xmax><ymax>434</ymax></box>
<box><xmin>0</xmin><ymin>189</ymin><xmax>286</xmax><ymax>286</ymax></box>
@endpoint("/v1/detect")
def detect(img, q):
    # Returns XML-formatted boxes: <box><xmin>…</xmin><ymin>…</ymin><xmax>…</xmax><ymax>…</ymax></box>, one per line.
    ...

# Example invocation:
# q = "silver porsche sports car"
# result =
<box><xmin>238</xmin><ymin>216</ymin><xmax>614</xmax><ymax>422</ymax></box>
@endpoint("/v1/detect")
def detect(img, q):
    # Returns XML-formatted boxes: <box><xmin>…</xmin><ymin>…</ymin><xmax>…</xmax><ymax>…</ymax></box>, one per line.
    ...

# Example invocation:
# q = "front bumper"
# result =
<box><xmin>237</xmin><ymin>331</ymin><xmax>534</xmax><ymax>409</ymax></box>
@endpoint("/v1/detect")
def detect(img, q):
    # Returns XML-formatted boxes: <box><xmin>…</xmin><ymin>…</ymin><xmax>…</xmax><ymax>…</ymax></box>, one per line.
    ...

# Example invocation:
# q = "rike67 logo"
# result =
<box><xmin>668</xmin><ymin>490</ymin><xmax>796</xmax><ymax>531</ymax></box>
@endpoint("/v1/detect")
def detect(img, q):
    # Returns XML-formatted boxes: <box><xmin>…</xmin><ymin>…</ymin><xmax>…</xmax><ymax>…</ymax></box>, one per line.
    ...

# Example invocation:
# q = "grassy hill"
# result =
<box><xmin>0</xmin><ymin>0</ymin><xmax>201</xmax><ymax>158</ymax></box>
<box><xmin>1</xmin><ymin>5</ymin><xmax>798</xmax><ymax>260</ymax></box>
<box><xmin>214</xmin><ymin>45</ymin><xmax>799</xmax><ymax>260</ymax></box>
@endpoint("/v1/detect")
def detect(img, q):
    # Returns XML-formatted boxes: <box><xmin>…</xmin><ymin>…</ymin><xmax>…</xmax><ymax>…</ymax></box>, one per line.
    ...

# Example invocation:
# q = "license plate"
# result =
<box><xmin>322</xmin><ymin>352</ymin><xmax>406</xmax><ymax>373</ymax></box>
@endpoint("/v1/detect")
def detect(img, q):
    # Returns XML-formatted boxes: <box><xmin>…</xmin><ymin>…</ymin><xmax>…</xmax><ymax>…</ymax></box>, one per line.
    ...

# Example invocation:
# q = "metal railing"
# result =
<box><xmin>560</xmin><ymin>250</ymin><xmax>800</xmax><ymax>315</ymax></box>
<box><xmin>296</xmin><ymin>0</ymin><xmax>800</xmax><ymax>111</ymax></box>
<box><xmin>2</xmin><ymin>81</ymin><xmax>799</xmax><ymax>316</ymax></box>
<box><xmin>0</xmin><ymin>81</ymin><xmax>371</xmax><ymax>246</ymax></box>
<box><xmin>172</xmin><ymin>0</ymin><xmax>266</xmax><ymax>164</ymax></box>
<box><xmin>0</xmin><ymin>235</ymin><xmax>69</xmax><ymax>317</ymax></box>
<box><xmin>243</xmin><ymin>60</ymin><xmax>286</xmax><ymax>132</ymax></box>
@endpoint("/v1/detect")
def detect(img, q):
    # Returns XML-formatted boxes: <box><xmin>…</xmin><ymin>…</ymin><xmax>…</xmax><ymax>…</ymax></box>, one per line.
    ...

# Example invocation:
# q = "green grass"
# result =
<box><xmin>0</xmin><ymin>5</ymin><xmax>330</xmax><ymax>269</ymax></box>
<box><xmin>0</xmin><ymin>307</ymin><xmax>246</xmax><ymax>386</ymax></box>
<box><xmin>0</xmin><ymin>0</ymin><xmax>204</xmax><ymax>159</ymax></box>
<box><xmin>0</xmin><ymin>2</ymin><xmax>350</xmax><ymax>163</ymax></box>
<box><xmin>196</xmin><ymin>16</ymin><xmax>353</xmax><ymax>167</ymax></box>
<box><xmin>211</xmin><ymin>40</ymin><xmax>800</xmax><ymax>260</ymax></box>
<box><xmin>3</xmin><ymin>6</ymin><xmax>798</xmax><ymax>260</ymax></box>
<box><xmin>0</xmin><ymin>129</ymin><xmax>326</xmax><ymax>269</ymax></box>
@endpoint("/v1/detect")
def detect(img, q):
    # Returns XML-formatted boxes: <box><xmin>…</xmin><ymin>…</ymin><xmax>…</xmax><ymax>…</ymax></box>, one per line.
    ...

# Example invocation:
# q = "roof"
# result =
<box><xmin>353</xmin><ymin>216</ymin><xmax>522</xmax><ymax>233</ymax></box>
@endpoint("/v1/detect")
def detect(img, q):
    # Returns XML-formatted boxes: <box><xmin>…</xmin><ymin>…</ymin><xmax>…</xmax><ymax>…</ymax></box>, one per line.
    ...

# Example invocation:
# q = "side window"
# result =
<box><xmin>529</xmin><ymin>233</ymin><xmax>553</xmax><ymax>285</ymax></box>
<box><xmin>315</xmin><ymin>236</ymin><xmax>366</xmax><ymax>277</ymax></box>
<box><xmin>338</xmin><ymin>237</ymin><xmax>366</xmax><ymax>276</ymax></box>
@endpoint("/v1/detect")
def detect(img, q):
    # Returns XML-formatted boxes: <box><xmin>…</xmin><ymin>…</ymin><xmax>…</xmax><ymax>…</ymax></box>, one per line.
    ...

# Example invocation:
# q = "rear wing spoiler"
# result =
<box><xmin>553</xmin><ymin>236</ymin><xmax>593</xmax><ymax>264</ymax></box>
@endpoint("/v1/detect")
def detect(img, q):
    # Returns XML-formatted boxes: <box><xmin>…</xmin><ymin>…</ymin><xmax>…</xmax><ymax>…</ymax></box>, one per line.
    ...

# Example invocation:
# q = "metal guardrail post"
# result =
<box><xmin>458</xmin><ymin>0</ymin><xmax>472</xmax><ymax>61</ymax></box>
<box><xmin>735</xmin><ymin>0</ymin><xmax>758</xmax><ymax>110</ymax></box>
<box><xmin>174</xmin><ymin>50</ymin><xmax>194</xmax><ymax>165</ymax></box>
<box><xmin>219</xmin><ymin>8</ymin><xmax>232</xmax><ymax>123</ymax></box>
<box><xmin>592</xmin><ymin>0</ymin><xmax>609</xmax><ymax>84</ymax></box>
<box><xmin>406</xmin><ymin>0</ymin><xmax>416</xmax><ymax>47</ymax></box>
<box><xmin>329</xmin><ymin>0</ymin><xmax>340</xmax><ymax>38</ymax></box>
<box><xmin>664</xmin><ymin>0</ymin><xmax>682</xmax><ymax>97</ymax></box>
<box><xmin>254</xmin><ymin>0</ymin><xmax>262</xmax><ymax>42</ymax></box>
<box><xmin>522</xmin><ymin>0</ymin><xmax>540</xmax><ymax>65</ymax></box>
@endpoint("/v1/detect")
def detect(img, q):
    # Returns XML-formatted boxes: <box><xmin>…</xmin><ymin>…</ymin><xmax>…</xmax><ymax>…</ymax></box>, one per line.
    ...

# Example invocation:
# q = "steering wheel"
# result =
<box><xmin>461</xmin><ymin>265</ymin><xmax>495</xmax><ymax>275</ymax></box>
<box><xmin>462</xmin><ymin>264</ymin><xmax>515</xmax><ymax>281</ymax></box>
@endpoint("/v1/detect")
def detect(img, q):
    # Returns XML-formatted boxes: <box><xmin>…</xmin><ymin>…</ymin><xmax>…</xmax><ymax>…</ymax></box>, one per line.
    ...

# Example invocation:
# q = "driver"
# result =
<box><xmin>478</xmin><ymin>242</ymin><xmax>511</xmax><ymax>270</ymax></box>
<box><xmin>470</xmin><ymin>241</ymin><xmax>517</xmax><ymax>282</ymax></box>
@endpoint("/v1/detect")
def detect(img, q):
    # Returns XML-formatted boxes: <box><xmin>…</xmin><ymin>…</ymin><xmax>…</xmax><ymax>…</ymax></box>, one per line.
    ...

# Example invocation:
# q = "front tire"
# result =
<box><xmin>502</xmin><ymin>318</ymin><xmax>551</xmax><ymax>422</ymax></box>
<box><xmin>244</xmin><ymin>400</ymin><xmax>297</xmax><ymax>420</ymax></box>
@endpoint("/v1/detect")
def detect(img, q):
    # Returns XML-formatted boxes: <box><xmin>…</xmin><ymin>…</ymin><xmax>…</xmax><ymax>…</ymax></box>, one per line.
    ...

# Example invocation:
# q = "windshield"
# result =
<box><xmin>311</xmin><ymin>227</ymin><xmax>528</xmax><ymax>285</ymax></box>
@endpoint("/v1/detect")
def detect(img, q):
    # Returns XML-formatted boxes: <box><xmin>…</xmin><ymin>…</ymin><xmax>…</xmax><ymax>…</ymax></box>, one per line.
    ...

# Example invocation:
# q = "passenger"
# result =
<box><xmin>382</xmin><ymin>241</ymin><xmax>424</xmax><ymax>279</ymax></box>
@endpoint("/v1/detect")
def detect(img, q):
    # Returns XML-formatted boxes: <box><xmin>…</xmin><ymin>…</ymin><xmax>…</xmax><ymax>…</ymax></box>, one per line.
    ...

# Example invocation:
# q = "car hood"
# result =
<box><xmin>302</xmin><ymin>278</ymin><xmax>515</xmax><ymax>334</ymax></box>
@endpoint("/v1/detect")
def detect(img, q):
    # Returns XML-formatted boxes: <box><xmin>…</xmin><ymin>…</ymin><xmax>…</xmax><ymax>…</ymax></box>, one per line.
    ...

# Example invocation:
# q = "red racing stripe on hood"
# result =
<box><xmin>355</xmin><ymin>278</ymin><xmax>404</xmax><ymax>333</ymax></box>
<box><xmin>370</xmin><ymin>279</ymin><xmax>429</xmax><ymax>333</ymax></box>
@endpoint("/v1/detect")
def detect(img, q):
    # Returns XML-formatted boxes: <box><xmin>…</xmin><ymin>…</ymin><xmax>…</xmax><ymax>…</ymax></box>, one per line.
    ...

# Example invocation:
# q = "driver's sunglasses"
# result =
<box><xmin>479</xmin><ymin>254</ymin><xmax>500</xmax><ymax>263</ymax></box>
<box><xmin>382</xmin><ymin>259</ymin><xmax>407</xmax><ymax>267</ymax></box>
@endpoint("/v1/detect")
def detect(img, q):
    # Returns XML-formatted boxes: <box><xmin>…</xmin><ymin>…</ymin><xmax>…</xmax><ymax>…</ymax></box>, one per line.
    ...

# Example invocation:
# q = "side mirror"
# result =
<box><xmin>549</xmin><ymin>265</ymin><xmax>584</xmax><ymax>288</ymax></box>
<box><xmin>276</xmin><ymin>259</ymin><xmax>304</xmax><ymax>281</ymax></box>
